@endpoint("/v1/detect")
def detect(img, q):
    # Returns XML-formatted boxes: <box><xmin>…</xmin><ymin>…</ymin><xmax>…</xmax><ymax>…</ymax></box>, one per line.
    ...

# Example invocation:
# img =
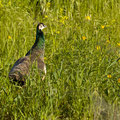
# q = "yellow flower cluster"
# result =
<box><xmin>56</xmin><ymin>31</ymin><xmax>60</xmax><ymax>34</ymax></box>
<box><xmin>117</xmin><ymin>43</ymin><xmax>120</xmax><ymax>46</ymax></box>
<box><xmin>96</xmin><ymin>45</ymin><xmax>100</xmax><ymax>50</ymax></box>
<box><xmin>118</xmin><ymin>78</ymin><xmax>120</xmax><ymax>83</ymax></box>
<box><xmin>85</xmin><ymin>16</ymin><xmax>91</xmax><ymax>20</ymax></box>
<box><xmin>101</xmin><ymin>25</ymin><xmax>105</xmax><ymax>29</ymax></box>
<box><xmin>44</xmin><ymin>15</ymin><xmax>48</xmax><ymax>18</ymax></box>
<box><xmin>8</xmin><ymin>35</ymin><xmax>12</xmax><ymax>39</ymax></box>
<box><xmin>107</xmin><ymin>74</ymin><xmax>112</xmax><ymax>78</ymax></box>
<box><xmin>53</xmin><ymin>29</ymin><xmax>60</xmax><ymax>34</ymax></box>
<box><xmin>106</xmin><ymin>40</ymin><xmax>110</xmax><ymax>43</ymax></box>
<box><xmin>82</xmin><ymin>36</ymin><xmax>86</xmax><ymax>40</ymax></box>
<box><xmin>60</xmin><ymin>16</ymin><xmax>68</xmax><ymax>24</ymax></box>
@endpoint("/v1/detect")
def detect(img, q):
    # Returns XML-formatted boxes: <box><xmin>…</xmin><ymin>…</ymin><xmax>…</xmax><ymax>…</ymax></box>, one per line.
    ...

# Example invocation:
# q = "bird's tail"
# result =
<box><xmin>9</xmin><ymin>72</ymin><xmax>25</xmax><ymax>86</ymax></box>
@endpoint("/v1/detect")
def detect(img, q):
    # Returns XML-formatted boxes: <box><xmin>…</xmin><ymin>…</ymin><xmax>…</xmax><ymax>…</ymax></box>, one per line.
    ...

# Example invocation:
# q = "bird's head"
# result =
<box><xmin>37</xmin><ymin>23</ymin><xmax>47</xmax><ymax>31</ymax></box>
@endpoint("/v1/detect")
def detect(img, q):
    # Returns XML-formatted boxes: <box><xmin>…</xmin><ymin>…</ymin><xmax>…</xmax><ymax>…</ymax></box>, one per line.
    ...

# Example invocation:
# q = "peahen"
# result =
<box><xmin>9</xmin><ymin>23</ymin><xmax>47</xmax><ymax>85</ymax></box>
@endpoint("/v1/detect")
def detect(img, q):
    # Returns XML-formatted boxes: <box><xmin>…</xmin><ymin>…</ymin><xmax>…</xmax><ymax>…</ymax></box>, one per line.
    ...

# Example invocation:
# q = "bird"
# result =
<box><xmin>9</xmin><ymin>23</ymin><xmax>47</xmax><ymax>85</ymax></box>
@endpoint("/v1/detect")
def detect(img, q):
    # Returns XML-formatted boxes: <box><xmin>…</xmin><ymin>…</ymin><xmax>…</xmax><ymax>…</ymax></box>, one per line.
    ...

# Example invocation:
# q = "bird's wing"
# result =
<box><xmin>9</xmin><ymin>56</ymin><xmax>30</xmax><ymax>80</ymax></box>
<box><xmin>37</xmin><ymin>56</ymin><xmax>46</xmax><ymax>81</ymax></box>
<box><xmin>37</xmin><ymin>56</ymin><xmax>45</xmax><ymax>71</ymax></box>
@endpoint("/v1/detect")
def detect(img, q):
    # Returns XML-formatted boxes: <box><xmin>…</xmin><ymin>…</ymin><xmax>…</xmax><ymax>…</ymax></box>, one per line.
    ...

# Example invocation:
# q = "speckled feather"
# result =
<box><xmin>9</xmin><ymin>56</ymin><xmax>30</xmax><ymax>81</ymax></box>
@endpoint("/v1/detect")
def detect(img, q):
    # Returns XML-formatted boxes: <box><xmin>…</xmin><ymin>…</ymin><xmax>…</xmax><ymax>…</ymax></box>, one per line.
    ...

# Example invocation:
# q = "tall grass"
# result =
<box><xmin>0</xmin><ymin>0</ymin><xmax>120</xmax><ymax>119</ymax></box>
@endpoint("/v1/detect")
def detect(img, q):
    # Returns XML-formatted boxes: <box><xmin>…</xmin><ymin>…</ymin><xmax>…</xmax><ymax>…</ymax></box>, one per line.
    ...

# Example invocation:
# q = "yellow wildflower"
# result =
<box><xmin>107</xmin><ymin>74</ymin><xmax>112</xmax><ymax>78</ymax></box>
<box><xmin>106</xmin><ymin>40</ymin><xmax>110</xmax><ymax>43</ymax></box>
<box><xmin>85</xmin><ymin>16</ymin><xmax>91</xmax><ymax>20</ymax></box>
<box><xmin>46</xmin><ymin>2</ymin><xmax>50</xmax><ymax>8</ymax></box>
<box><xmin>60</xmin><ymin>16</ymin><xmax>68</xmax><ymax>24</ymax></box>
<box><xmin>101</xmin><ymin>25</ymin><xmax>105</xmax><ymax>29</ymax></box>
<box><xmin>44</xmin><ymin>15</ymin><xmax>48</xmax><ymax>18</ymax></box>
<box><xmin>56</xmin><ymin>31</ymin><xmax>60</xmax><ymax>34</ymax></box>
<box><xmin>117</xmin><ymin>43</ymin><xmax>120</xmax><ymax>46</ymax></box>
<box><xmin>82</xmin><ymin>36</ymin><xmax>86</xmax><ymax>40</ymax></box>
<box><xmin>96</xmin><ymin>45</ymin><xmax>100</xmax><ymax>50</ymax></box>
<box><xmin>118</xmin><ymin>78</ymin><xmax>120</xmax><ymax>83</ymax></box>
<box><xmin>8</xmin><ymin>35</ymin><xmax>12</xmax><ymax>39</ymax></box>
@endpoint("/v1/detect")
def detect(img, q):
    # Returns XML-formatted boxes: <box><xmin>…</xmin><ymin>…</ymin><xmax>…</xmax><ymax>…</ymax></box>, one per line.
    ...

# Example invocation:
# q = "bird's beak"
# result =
<box><xmin>44</xmin><ymin>25</ymin><xmax>47</xmax><ymax>28</ymax></box>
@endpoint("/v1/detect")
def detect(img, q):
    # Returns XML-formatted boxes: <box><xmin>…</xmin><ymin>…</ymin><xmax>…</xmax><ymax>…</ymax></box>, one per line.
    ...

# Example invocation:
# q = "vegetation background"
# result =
<box><xmin>0</xmin><ymin>0</ymin><xmax>120</xmax><ymax>119</ymax></box>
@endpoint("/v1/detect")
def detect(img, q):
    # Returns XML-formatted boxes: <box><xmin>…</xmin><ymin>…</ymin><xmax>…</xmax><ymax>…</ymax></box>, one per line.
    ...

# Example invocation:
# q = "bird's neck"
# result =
<box><xmin>35</xmin><ymin>30</ymin><xmax>45</xmax><ymax>49</ymax></box>
<box><xmin>25</xmin><ymin>30</ymin><xmax>45</xmax><ymax>57</ymax></box>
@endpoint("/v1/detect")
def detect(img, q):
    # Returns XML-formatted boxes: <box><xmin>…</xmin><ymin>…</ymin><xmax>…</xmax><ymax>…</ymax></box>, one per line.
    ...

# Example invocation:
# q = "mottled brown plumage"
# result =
<box><xmin>9</xmin><ymin>23</ymin><xmax>47</xmax><ymax>85</ymax></box>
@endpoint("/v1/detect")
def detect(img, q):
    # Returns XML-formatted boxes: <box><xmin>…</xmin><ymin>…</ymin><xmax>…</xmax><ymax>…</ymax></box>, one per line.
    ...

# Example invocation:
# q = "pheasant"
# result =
<box><xmin>9</xmin><ymin>23</ymin><xmax>47</xmax><ymax>85</ymax></box>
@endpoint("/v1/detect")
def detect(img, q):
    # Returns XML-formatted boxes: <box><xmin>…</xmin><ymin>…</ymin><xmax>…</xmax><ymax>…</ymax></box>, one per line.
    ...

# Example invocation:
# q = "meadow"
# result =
<box><xmin>0</xmin><ymin>0</ymin><xmax>120</xmax><ymax>119</ymax></box>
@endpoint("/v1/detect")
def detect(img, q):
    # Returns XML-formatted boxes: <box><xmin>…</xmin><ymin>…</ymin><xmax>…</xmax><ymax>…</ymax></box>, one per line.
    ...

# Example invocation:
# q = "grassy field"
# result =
<box><xmin>0</xmin><ymin>0</ymin><xmax>120</xmax><ymax>119</ymax></box>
